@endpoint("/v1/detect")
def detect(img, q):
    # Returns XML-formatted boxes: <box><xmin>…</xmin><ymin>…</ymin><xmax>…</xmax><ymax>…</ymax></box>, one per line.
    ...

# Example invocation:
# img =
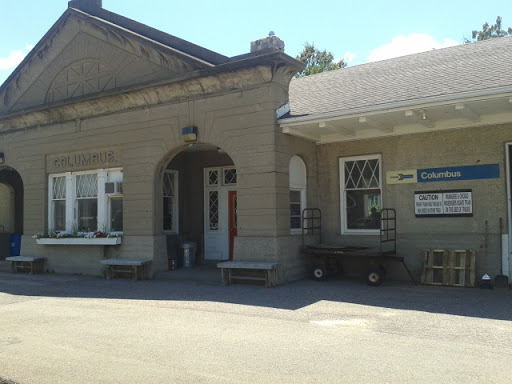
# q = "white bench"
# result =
<box><xmin>100</xmin><ymin>258</ymin><xmax>152</xmax><ymax>281</ymax></box>
<box><xmin>6</xmin><ymin>256</ymin><xmax>46</xmax><ymax>274</ymax></box>
<box><xmin>217</xmin><ymin>261</ymin><xmax>279</xmax><ymax>288</ymax></box>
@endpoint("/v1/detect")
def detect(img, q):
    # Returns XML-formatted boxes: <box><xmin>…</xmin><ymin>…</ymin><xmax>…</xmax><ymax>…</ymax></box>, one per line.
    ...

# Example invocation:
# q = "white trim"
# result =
<box><xmin>36</xmin><ymin>237</ymin><xmax>121</xmax><ymax>245</ymax></box>
<box><xmin>47</xmin><ymin>168</ymin><xmax>123</xmax><ymax>234</ymax></box>
<box><xmin>339</xmin><ymin>154</ymin><xmax>382</xmax><ymax>235</ymax></box>
<box><xmin>279</xmin><ymin>89</ymin><xmax>512</xmax><ymax>126</ymax></box>
<box><xmin>48</xmin><ymin>172</ymin><xmax>69</xmax><ymax>232</ymax></box>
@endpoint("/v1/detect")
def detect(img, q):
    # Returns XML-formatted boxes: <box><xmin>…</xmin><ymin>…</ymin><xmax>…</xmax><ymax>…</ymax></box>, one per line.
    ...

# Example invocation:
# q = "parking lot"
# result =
<box><xmin>0</xmin><ymin>270</ymin><xmax>511</xmax><ymax>383</ymax></box>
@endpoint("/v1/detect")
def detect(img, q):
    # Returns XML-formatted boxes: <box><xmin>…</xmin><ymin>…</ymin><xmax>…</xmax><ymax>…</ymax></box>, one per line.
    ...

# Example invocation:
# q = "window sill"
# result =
<box><xmin>36</xmin><ymin>238</ymin><xmax>122</xmax><ymax>245</ymax></box>
<box><xmin>341</xmin><ymin>229</ymin><xmax>381</xmax><ymax>236</ymax></box>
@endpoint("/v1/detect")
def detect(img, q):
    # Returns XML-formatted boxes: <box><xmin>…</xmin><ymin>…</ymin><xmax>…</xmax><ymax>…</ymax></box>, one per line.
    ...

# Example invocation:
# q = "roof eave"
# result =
<box><xmin>280</xmin><ymin>86</ymin><xmax>512</xmax><ymax>126</ymax></box>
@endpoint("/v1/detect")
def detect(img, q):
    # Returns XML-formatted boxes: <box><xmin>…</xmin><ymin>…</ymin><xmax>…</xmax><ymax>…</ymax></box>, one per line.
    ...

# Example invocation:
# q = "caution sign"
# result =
<box><xmin>415</xmin><ymin>190</ymin><xmax>472</xmax><ymax>217</ymax></box>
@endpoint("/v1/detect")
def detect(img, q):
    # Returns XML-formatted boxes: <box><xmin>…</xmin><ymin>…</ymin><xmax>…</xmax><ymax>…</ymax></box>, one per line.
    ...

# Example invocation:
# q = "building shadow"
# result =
<box><xmin>0</xmin><ymin>267</ymin><xmax>510</xmax><ymax>322</ymax></box>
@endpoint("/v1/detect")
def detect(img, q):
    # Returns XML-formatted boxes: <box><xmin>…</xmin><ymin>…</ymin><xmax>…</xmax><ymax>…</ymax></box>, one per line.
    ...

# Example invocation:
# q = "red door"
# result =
<box><xmin>228</xmin><ymin>191</ymin><xmax>238</xmax><ymax>260</ymax></box>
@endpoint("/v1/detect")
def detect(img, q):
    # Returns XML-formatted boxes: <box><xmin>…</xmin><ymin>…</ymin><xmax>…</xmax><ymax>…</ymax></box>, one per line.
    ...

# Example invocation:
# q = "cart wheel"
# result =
<box><xmin>312</xmin><ymin>265</ymin><xmax>327</xmax><ymax>281</ymax></box>
<box><xmin>366</xmin><ymin>267</ymin><xmax>385</xmax><ymax>286</ymax></box>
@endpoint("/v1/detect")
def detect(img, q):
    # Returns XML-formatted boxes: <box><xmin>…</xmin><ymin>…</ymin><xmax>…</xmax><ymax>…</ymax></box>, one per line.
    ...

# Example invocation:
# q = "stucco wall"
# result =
<box><xmin>314</xmin><ymin>124</ymin><xmax>512</xmax><ymax>279</ymax></box>
<box><xmin>2</xmin><ymin>69</ymin><xmax>296</xmax><ymax>275</ymax></box>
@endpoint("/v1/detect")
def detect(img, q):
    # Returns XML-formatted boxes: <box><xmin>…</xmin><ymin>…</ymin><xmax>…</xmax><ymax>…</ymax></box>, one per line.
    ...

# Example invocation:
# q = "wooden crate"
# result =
<box><xmin>421</xmin><ymin>249</ymin><xmax>476</xmax><ymax>287</ymax></box>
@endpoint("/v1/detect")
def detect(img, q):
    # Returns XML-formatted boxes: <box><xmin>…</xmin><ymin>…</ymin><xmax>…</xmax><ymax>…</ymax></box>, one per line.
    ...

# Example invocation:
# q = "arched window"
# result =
<box><xmin>289</xmin><ymin>156</ymin><xmax>307</xmax><ymax>234</ymax></box>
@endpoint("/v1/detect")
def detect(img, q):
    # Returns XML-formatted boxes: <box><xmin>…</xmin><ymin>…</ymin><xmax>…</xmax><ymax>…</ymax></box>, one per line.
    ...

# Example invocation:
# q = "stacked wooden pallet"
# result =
<box><xmin>421</xmin><ymin>249</ymin><xmax>476</xmax><ymax>287</ymax></box>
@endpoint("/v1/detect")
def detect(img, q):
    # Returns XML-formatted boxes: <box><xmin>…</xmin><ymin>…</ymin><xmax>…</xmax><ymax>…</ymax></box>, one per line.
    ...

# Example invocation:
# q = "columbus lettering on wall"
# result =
<box><xmin>46</xmin><ymin>148</ymin><xmax>122</xmax><ymax>172</ymax></box>
<box><xmin>415</xmin><ymin>190</ymin><xmax>472</xmax><ymax>217</ymax></box>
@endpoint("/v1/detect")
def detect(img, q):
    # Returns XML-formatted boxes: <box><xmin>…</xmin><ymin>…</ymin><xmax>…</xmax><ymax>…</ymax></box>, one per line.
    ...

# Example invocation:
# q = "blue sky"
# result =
<box><xmin>1</xmin><ymin>0</ymin><xmax>511</xmax><ymax>84</ymax></box>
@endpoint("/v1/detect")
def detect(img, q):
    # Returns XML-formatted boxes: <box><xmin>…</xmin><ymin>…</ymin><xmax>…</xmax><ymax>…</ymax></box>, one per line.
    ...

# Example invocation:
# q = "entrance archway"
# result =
<box><xmin>0</xmin><ymin>166</ymin><xmax>24</xmax><ymax>258</ymax></box>
<box><xmin>158</xmin><ymin>143</ymin><xmax>237</xmax><ymax>267</ymax></box>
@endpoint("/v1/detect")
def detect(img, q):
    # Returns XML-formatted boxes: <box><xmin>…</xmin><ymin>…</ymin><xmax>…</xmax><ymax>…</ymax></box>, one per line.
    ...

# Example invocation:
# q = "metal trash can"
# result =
<box><xmin>9</xmin><ymin>233</ymin><xmax>22</xmax><ymax>256</ymax></box>
<box><xmin>181</xmin><ymin>242</ymin><xmax>196</xmax><ymax>268</ymax></box>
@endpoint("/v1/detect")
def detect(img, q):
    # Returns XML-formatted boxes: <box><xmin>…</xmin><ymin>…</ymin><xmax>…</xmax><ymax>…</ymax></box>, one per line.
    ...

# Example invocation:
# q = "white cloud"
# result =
<box><xmin>342</xmin><ymin>51</ymin><xmax>356</xmax><ymax>64</ymax></box>
<box><xmin>334</xmin><ymin>52</ymin><xmax>356</xmax><ymax>66</ymax></box>
<box><xmin>0</xmin><ymin>50</ymin><xmax>25</xmax><ymax>71</ymax></box>
<box><xmin>0</xmin><ymin>45</ymin><xmax>34</xmax><ymax>71</ymax></box>
<box><xmin>367</xmin><ymin>34</ymin><xmax>459</xmax><ymax>63</ymax></box>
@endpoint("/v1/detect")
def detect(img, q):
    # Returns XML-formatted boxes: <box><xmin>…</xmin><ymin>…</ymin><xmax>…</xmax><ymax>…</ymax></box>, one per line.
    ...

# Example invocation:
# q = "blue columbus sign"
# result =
<box><xmin>417</xmin><ymin>164</ymin><xmax>499</xmax><ymax>183</ymax></box>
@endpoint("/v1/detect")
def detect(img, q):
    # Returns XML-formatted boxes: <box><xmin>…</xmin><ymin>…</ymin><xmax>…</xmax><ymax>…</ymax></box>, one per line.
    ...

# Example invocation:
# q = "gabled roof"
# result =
<box><xmin>0</xmin><ymin>1</ymin><xmax>303</xmax><ymax>128</ymax></box>
<box><xmin>66</xmin><ymin>3</ymin><xmax>229</xmax><ymax>66</ymax></box>
<box><xmin>0</xmin><ymin>2</ymin><xmax>229</xmax><ymax>96</ymax></box>
<box><xmin>288</xmin><ymin>36</ymin><xmax>512</xmax><ymax>118</ymax></box>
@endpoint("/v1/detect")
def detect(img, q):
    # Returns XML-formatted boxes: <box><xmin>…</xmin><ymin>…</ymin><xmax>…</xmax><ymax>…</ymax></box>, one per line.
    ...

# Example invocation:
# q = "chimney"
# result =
<box><xmin>250</xmin><ymin>32</ymin><xmax>285</xmax><ymax>54</ymax></box>
<box><xmin>68</xmin><ymin>0</ymin><xmax>102</xmax><ymax>12</ymax></box>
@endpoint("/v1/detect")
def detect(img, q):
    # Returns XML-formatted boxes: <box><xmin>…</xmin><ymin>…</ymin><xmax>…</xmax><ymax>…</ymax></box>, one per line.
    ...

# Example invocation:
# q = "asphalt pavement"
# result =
<box><xmin>0</xmin><ymin>269</ymin><xmax>511</xmax><ymax>383</ymax></box>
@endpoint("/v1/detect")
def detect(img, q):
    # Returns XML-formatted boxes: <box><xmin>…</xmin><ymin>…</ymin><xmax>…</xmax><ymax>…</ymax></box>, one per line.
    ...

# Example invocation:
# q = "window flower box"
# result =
<box><xmin>36</xmin><ymin>237</ymin><xmax>122</xmax><ymax>245</ymax></box>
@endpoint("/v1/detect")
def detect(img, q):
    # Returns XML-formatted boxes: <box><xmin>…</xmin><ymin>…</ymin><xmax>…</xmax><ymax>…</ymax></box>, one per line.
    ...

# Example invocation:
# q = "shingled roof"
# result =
<box><xmin>288</xmin><ymin>36</ymin><xmax>512</xmax><ymax>118</ymax></box>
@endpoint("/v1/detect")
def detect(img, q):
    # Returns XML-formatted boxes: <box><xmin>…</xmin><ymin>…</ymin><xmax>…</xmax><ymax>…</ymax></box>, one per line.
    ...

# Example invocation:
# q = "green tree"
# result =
<box><xmin>295</xmin><ymin>42</ymin><xmax>346</xmax><ymax>77</ymax></box>
<box><xmin>465</xmin><ymin>16</ymin><xmax>512</xmax><ymax>42</ymax></box>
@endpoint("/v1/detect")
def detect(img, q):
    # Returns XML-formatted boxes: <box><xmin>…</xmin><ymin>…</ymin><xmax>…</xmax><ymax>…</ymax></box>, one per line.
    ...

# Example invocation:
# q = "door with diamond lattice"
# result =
<box><xmin>204</xmin><ymin>167</ymin><xmax>237</xmax><ymax>260</ymax></box>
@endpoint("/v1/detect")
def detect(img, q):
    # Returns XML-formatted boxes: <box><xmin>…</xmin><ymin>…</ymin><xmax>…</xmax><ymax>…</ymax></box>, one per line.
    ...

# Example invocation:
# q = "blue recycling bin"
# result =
<box><xmin>10</xmin><ymin>234</ymin><xmax>22</xmax><ymax>256</ymax></box>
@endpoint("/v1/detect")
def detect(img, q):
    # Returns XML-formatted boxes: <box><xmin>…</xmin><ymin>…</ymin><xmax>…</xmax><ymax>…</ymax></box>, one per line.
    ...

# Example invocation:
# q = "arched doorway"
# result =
<box><xmin>159</xmin><ymin>143</ymin><xmax>237</xmax><ymax>266</ymax></box>
<box><xmin>0</xmin><ymin>167</ymin><xmax>24</xmax><ymax>258</ymax></box>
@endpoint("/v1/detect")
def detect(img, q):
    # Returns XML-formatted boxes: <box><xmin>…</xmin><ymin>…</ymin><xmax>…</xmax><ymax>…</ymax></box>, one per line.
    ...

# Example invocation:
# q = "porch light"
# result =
<box><xmin>0</xmin><ymin>152</ymin><xmax>4</xmax><ymax>165</ymax></box>
<box><xmin>182</xmin><ymin>126</ymin><xmax>198</xmax><ymax>143</ymax></box>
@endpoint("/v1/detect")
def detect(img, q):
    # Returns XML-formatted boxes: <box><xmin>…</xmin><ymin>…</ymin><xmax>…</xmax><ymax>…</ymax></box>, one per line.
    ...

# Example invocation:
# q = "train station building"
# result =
<box><xmin>0</xmin><ymin>0</ymin><xmax>511</xmax><ymax>284</ymax></box>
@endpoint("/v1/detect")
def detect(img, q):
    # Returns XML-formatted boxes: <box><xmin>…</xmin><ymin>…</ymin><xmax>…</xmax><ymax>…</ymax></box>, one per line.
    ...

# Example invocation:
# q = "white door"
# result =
<box><xmin>204</xmin><ymin>167</ymin><xmax>237</xmax><ymax>260</ymax></box>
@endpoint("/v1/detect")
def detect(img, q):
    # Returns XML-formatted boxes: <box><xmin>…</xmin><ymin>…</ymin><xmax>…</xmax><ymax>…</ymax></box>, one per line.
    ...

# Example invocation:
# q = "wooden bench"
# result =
<box><xmin>100</xmin><ymin>258</ymin><xmax>152</xmax><ymax>281</ymax></box>
<box><xmin>217</xmin><ymin>261</ymin><xmax>279</xmax><ymax>288</ymax></box>
<box><xmin>6</xmin><ymin>256</ymin><xmax>46</xmax><ymax>274</ymax></box>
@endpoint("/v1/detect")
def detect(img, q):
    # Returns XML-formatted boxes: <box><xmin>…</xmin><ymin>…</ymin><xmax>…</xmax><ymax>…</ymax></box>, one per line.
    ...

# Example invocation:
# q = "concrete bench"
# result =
<box><xmin>217</xmin><ymin>261</ymin><xmax>279</xmax><ymax>288</ymax></box>
<box><xmin>100</xmin><ymin>258</ymin><xmax>152</xmax><ymax>281</ymax></box>
<box><xmin>6</xmin><ymin>256</ymin><xmax>46</xmax><ymax>274</ymax></box>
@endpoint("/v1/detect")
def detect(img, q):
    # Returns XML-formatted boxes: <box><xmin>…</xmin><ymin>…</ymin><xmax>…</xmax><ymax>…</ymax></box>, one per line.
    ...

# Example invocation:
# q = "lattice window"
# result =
<box><xmin>163</xmin><ymin>170</ymin><xmax>178</xmax><ymax>232</ymax></box>
<box><xmin>340</xmin><ymin>155</ymin><xmax>382</xmax><ymax>232</ymax></box>
<box><xmin>48</xmin><ymin>169</ymin><xmax>122</xmax><ymax>233</ymax></box>
<box><xmin>223</xmin><ymin>168</ymin><xmax>237</xmax><ymax>185</ymax></box>
<box><xmin>52</xmin><ymin>176</ymin><xmax>66</xmax><ymax>199</ymax></box>
<box><xmin>208</xmin><ymin>170</ymin><xmax>218</xmax><ymax>186</ymax></box>
<box><xmin>163</xmin><ymin>171</ymin><xmax>175</xmax><ymax>198</ymax></box>
<box><xmin>344</xmin><ymin>158</ymin><xmax>380</xmax><ymax>189</ymax></box>
<box><xmin>75</xmin><ymin>174</ymin><xmax>98</xmax><ymax>232</ymax></box>
<box><xmin>208</xmin><ymin>191</ymin><xmax>219</xmax><ymax>231</ymax></box>
<box><xmin>76</xmin><ymin>174</ymin><xmax>97</xmax><ymax>198</ymax></box>
<box><xmin>51</xmin><ymin>176</ymin><xmax>67</xmax><ymax>231</ymax></box>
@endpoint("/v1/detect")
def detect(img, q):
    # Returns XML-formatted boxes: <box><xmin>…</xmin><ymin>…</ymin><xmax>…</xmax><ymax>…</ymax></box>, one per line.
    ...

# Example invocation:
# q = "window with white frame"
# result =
<box><xmin>340</xmin><ymin>154</ymin><xmax>382</xmax><ymax>233</ymax></box>
<box><xmin>289</xmin><ymin>156</ymin><xmax>307</xmax><ymax>234</ymax></box>
<box><xmin>51</xmin><ymin>175</ymin><xmax>67</xmax><ymax>231</ymax></box>
<box><xmin>48</xmin><ymin>168</ymin><xmax>123</xmax><ymax>233</ymax></box>
<box><xmin>163</xmin><ymin>170</ymin><xmax>179</xmax><ymax>233</ymax></box>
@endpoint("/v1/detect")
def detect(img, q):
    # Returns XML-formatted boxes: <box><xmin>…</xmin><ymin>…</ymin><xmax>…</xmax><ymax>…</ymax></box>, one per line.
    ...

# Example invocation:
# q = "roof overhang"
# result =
<box><xmin>279</xmin><ymin>87</ymin><xmax>512</xmax><ymax>144</ymax></box>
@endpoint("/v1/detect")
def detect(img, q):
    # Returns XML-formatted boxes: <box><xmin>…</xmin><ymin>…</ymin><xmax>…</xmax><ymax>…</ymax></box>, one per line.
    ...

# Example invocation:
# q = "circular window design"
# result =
<box><xmin>47</xmin><ymin>59</ymin><xmax>116</xmax><ymax>103</ymax></box>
